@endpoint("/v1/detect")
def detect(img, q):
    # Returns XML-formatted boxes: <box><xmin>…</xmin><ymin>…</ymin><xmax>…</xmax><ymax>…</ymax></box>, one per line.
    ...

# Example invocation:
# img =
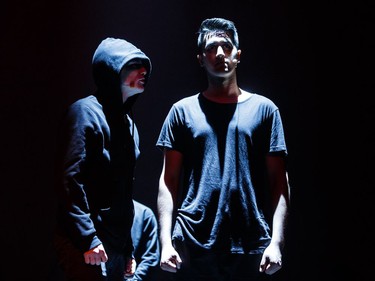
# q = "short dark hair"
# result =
<box><xmin>197</xmin><ymin>18</ymin><xmax>239</xmax><ymax>53</ymax></box>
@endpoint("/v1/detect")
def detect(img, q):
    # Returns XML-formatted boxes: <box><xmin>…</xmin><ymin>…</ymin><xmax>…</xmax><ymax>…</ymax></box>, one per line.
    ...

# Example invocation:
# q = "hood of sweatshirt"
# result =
<box><xmin>92</xmin><ymin>37</ymin><xmax>151</xmax><ymax>115</ymax></box>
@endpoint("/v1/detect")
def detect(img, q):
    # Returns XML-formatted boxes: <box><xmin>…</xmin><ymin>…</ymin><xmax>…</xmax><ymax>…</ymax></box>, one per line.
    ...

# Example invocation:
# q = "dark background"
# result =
<box><xmin>1</xmin><ymin>0</ymin><xmax>373</xmax><ymax>280</ymax></box>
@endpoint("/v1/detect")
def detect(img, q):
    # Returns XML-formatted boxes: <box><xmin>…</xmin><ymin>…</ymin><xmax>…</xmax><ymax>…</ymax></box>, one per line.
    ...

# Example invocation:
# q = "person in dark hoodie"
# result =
<box><xmin>54</xmin><ymin>37</ymin><xmax>152</xmax><ymax>281</ymax></box>
<box><xmin>129</xmin><ymin>200</ymin><xmax>160</xmax><ymax>281</ymax></box>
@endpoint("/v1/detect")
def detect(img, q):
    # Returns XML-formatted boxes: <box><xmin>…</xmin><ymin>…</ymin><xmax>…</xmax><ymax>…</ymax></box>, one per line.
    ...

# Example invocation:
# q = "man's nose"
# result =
<box><xmin>216</xmin><ymin>46</ymin><xmax>225</xmax><ymax>58</ymax></box>
<box><xmin>140</xmin><ymin>67</ymin><xmax>147</xmax><ymax>76</ymax></box>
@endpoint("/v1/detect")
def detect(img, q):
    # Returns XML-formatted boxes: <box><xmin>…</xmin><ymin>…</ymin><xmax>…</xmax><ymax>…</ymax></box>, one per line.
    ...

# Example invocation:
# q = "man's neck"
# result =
<box><xmin>203</xmin><ymin>85</ymin><xmax>253</xmax><ymax>103</ymax></box>
<box><xmin>203</xmin><ymin>80</ymin><xmax>241</xmax><ymax>103</ymax></box>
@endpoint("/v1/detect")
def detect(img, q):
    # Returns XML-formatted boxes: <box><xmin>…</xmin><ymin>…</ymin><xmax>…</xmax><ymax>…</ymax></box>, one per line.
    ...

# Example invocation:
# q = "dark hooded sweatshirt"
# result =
<box><xmin>55</xmin><ymin>38</ymin><xmax>151</xmax><ymax>258</ymax></box>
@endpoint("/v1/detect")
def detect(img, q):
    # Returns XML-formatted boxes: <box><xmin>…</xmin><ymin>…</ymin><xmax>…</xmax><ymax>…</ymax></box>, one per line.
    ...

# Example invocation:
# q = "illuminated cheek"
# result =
<box><xmin>124</xmin><ymin>73</ymin><xmax>138</xmax><ymax>87</ymax></box>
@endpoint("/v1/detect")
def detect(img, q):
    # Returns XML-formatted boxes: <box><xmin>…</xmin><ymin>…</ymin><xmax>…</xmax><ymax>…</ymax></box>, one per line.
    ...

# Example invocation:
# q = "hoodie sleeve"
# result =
<box><xmin>57</xmin><ymin>100</ymin><xmax>103</xmax><ymax>252</ymax></box>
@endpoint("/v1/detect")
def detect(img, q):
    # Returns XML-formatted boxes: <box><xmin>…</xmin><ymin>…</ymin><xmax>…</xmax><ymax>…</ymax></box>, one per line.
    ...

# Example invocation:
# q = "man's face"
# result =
<box><xmin>120</xmin><ymin>59</ymin><xmax>147</xmax><ymax>103</ymax></box>
<box><xmin>199</xmin><ymin>34</ymin><xmax>240</xmax><ymax>78</ymax></box>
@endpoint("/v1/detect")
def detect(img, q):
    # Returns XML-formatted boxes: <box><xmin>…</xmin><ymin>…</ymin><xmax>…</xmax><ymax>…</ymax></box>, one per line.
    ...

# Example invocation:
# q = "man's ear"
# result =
<box><xmin>236</xmin><ymin>49</ymin><xmax>241</xmax><ymax>63</ymax></box>
<box><xmin>197</xmin><ymin>54</ymin><xmax>204</xmax><ymax>67</ymax></box>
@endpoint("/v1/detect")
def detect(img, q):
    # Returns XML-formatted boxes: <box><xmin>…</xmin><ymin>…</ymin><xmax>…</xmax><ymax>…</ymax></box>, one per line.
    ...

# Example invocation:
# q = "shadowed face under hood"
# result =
<box><xmin>92</xmin><ymin>37</ymin><xmax>152</xmax><ymax>115</ymax></box>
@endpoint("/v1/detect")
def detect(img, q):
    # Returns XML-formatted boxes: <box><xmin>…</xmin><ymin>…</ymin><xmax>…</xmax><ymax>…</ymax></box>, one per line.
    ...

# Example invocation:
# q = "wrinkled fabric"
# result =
<box><xmin>156</xmin><ymin>93</ymin><xmax>287</xmax><ymax>254</ymax></box>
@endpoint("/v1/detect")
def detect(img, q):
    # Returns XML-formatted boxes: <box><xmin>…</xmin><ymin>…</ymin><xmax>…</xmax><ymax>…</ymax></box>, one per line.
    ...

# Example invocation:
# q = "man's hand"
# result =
<box><xmin>124</xmin><ymin>257</ymin><xmax>136</xmax><ymax>279</ymax></box>
<box><xmin>83</xmin><ymin>244</ymin><xmax>108</xmax><ymax>265</ymax></box>
<box><xmin>160</xmin><ymin>244</ymin><xmax>182</xmax><ymax>273</ymax></box>
<box><xmin>259</xmin><ymin>242</ymin><xmax>283</xmax><ymax>275</ymax></box>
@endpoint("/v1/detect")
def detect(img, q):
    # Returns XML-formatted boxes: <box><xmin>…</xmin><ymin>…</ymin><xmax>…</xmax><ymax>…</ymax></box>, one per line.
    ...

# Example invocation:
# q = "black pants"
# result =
<box><xmin>172</xmin><ymin>241</ymin><xmax>273</xmax><ymax>281</ymax></box>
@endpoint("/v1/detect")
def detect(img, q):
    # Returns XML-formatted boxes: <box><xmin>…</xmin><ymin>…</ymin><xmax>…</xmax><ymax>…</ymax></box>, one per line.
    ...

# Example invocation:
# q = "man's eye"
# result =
<box><xmin>222</xmin><ymin>44</ymin><xmax>232</xmax><ymax>51</ymax></box>
<box><xmin>128</xmin><ymin>63</ymin><xmax>142</xmax><ymax>69</ymax></box>
<box><xmin>204</xmin><ymin>44</ymin><xmax>232</xmax><ymax>53</ymax></box>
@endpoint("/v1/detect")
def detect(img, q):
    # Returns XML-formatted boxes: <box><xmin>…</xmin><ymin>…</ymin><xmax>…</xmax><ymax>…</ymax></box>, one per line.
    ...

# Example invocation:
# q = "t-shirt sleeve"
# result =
<box><xmin>156</xmin><ymin>104</ymin><xmax>184</xmax><ymax>151</ymax></box>
<box><xmin>269</xmin><ymin>109</ymin><xmax>288</xmax><ymax>156</ymax></box>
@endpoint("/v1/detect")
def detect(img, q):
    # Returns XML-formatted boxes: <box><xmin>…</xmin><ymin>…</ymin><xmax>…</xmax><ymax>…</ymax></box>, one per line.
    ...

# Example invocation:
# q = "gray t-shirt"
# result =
<box><xmin>156</xmin><ymin>92</ymin><xmax>287</xmax><ymax>254</ymax></box>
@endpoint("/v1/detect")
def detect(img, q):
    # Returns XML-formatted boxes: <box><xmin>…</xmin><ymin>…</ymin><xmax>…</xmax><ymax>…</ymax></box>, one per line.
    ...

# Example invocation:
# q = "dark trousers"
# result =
<box><xmin>171</xmin><ymin>241</ymin><xmax>274</xmax><ymax>281</ymax></box>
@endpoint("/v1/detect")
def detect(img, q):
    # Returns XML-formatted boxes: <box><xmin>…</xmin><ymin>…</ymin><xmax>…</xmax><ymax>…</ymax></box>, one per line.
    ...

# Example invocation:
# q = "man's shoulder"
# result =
<box><xmin>246</xmin><ymin>92</ymin><xmax>278</xmax><ymax>108</ymax></box>
<box><xmin>69</xmin><ymin>95</ymin><xmax>98</xmax><ymax>109</ymax></box>
<box><xmin>133</xmin><ymin>200</ymin><xmax>153</xmax><ymax>213</ymax></box>
<box><xmin>65</xmin><ymin>96</ymin><xmax>103</xmax><ymax>122</ymax></box>
<box><xmin>173</xmin><ymin>93</ymin><xmax>200</xmax><ymax>107</ymax></box>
